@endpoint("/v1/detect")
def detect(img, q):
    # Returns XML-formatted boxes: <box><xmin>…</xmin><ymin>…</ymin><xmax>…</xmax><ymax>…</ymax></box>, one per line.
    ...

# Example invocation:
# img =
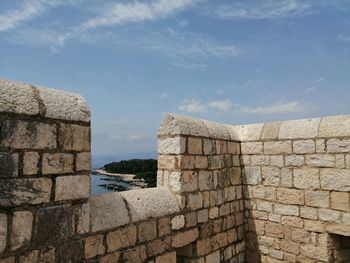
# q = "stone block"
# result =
<box><xmin>121</xmin><ymin>246</ymin><xmax>147</xmax><ymax>263</ymax></box>
<box><xmin>195</xmin><ymin>156</ymin><xmax>208</xmax><ymax>169</ymax></box>
<box><xmin>77</xmin><ymin>202</ymin><xmax>90</xmax><ymax>234</ymax></box>
<box><xmin>147</xmin><ymin>237</ymin><xmax>171</xmax><ymax>257</ymax></box>
<box><xmin>306</xmin><ymin>154</ymin><xmax>335</xmax><ymax>167</ymax></box>
<box><xmin>318</xmin><ymin>209</ymin><xmax>340</xmax><ymax>222</ymax></box>
<box><xmin>293</xmin><ymin>140</ymin><xmax>315</xmax><ymax>154</ymax></box>
<box><xmin>55</xmin><ymin>175</ymin><xmax>90</xmax><ymax>201</ymax></box>
<box><xmin>185</xmin><ymin>212</ymin><xmax>197</xmax><ymax>227</ymax></box>
<box><xmin>265</xmin><ymin>222</ymin><xmax>283</xmax><ymax>238</ymax></box>
<box><xmin>0</xmin><ymin>153</ymin><xmax>18</xmax><ymax>177</ymax></box>
<box><xmin>279</xmin><ymin>118</ymin><xmax>320</xmax><ymax>139</ymax></box>
<box><xmin>318</xmin><ymin>115</ymin><xmax>350</xmax><ymax>138</ymax></box>
<box><xmin>274</xmin><ymin>204</ymin><xmax>299</xmax><ymax>216</ymax></box>
<box><xmin>261</xmin><ymin>122</ymin><xmax>282</xmax><ymax>140</ymax></box>
<box><xmin>216</xmin><ymin>140</ymin><xmax>227</xmax><ymax>154</ymax></box>
<box><xmin>327</xmin><ymin>139</ymin><xmax>350</xmax><ymax>153</ymax></box>
<box><xmin>120</xmin><ymin>188</ymin><xmax>180</xmax><ymax>222</ymax></box>
<box><xmin>10</xmin><ymin>211</ymin><xmax>33</xmax><ymax>251</ymax></box>
<box><xmin>172</xmin><ymin>228</ymin><xmax>199</xmax><ymax>248</ymax></box>
<box><xmin>99</xmin><ymin>252</ymin><xmax>120</xmax><ymax>263</ymax></box>
<box><xmin>32</xmin><ymin>205</ymin><xmax>74</xmax><ymax>246</ymax></box>
<box><xmin>197</xmin><ymin>209</ymin><xmax>208</xmax><ymax>223</ymax></box>
<box><xmin>270</xmin><ymin>155</ymin><xmax>284</xmax><ymax>167</ymax></box>
<box><xmin>0</xmin><ymin>214</ymin><xmax>7</xmax><ymax>254</ymax></box>
<box><xmin>203</xmin><ymin>138</ymin><xmax>216</xmax><ymax>155</ymax></box>
<box><xmin>188</xmin><ymin>137</ymin><xmax>202</xmax><ymax>154</ymax></box>
<box><xmin>285</xmin><ymin>155</ymin><xmax>304</xmax><ymax>167</ymax></box>
<box><xmin>57</xmin><ymin>239</ymin><xmax>83</xmax><ymax>263</ymax></box>
<box><xmin>155</xmin><ymin>251</ymin><xmax>176</xmax><ymax>263</ymax></box>
<box><xmin>277</xmin><ymin>188</ymin><xmax>304</xmax><ymax>205</ymax></box>
<box><xmin>59</xmin><ymin>123</ymin><xmax>90</xmax><ymax>151</ymax></box>
<box><xmin>158</xmin><ymin>137</ymin><xmax>186</xmax><ymax>155</ymax></box>
<box><xmin>158</xmin><ymin>217</ymin><xmax>171</xmax><ymax>236</ymax></box>
<box><xmin>178</xmin><ymin>155</ymin><xmax>195</xmax><ymax>169</ymax></box>
<box><xmin>251</xmin><ymin>155</ymin><xmax>270</xmax><ymax>166</ymax></box>
<box><xmin>1</xmin><ymin>120</ymin><xmax>57</xmax><ymax>149</ymax></box>
<box><xmin>238</xmin><ymin>123</ymin><xmax>264</xmax><ymax>141</ymax></box>
<box><xmin>76</xmin><ymin>152</ymin><xmax>91</xmax><ymax>171</ymax></box>
<box><xmin>241</xmin><ymin>142</ymin><xmax>263</xmax><ymax>154</ymax></box>
<box><xmin>22</xmin><ymin>152</ymin><xmax>39</xmax><ymax>176</ymax></box>
<box><xmin>293</xmin><ymin>168</ymin><xmax>320</xmax><ymax>190</ymax></box>
<box><xmin>42</xmin><ymin>153</ymin><xmax>73</xmax><ymax>174</ymax></box>
<box><xmin>107</xmin><ymin>225</ymin><xmax>137</xmax><ymax>252</ymax></box>
<box><xmin>264</xmin><ymin>141</ymin><xmax>292</xmax><ymax>155</ymax></box>
<box><xmin>320</xmin><ymin>169</ymin><xmax>350</xmax><ymax>191</ymax></box>
<box><xmin>198</xmin><ymin>170</ymin><xmax>213</xmax><ymax>191</ymax></box>
<box><xmin>187</xmin><ymin>192</ymin><xmax>203</xmax><ymax>210</ymax></box>
<box><xmin>169</xmin><ymin>171</ymin><xmax>197</xmax><ymax>193</ymax></box>
<box><xmin>0</xmin><ymin>178</ymin><xmax>52</xmax><ymax>206</ymax></box>
<box><xmin>262</xmin><ymin>166</ymin><xmax>280</xmax><ymax>186</ymax></box>
<box><xmin>138</xmin><ymin>220</ymin><xmax>157</xmax><ymax>242</ymax></box>
<box><xmin>171</xmin><ymin>215</ymin><xmax>185</xmax><ymax>230</ymax></box>
<box><xmin>256</xmin><ymin>200</ymin><xmax>273</xmax><ymax>212</ymax></box>
<box><xmin>316</xmin><ymin>139</ymin><xmax>326</xmax><ymax>153</ymax></box>
<box><xmin>208</xmin><ymin>155</ymin><xmax>225</xmax><ymax>169</ymax></box>
<box><xmin>203</xmin><ymin>120</ymin><xmax>230</xmax><ymax>140</ymax></box>
<box><xmin>84</xmin><ymin>235</ymin><xmax>105</xmax><ymax>259</ymax></box>
<box><xmin>305</xmin><ymin>190</ymin><xmax>329</xmax><ymax>208</ymax></box>
<box><xmin>243</xmin><ymin>167</ymin><xmax>261</xmax><ymax>185</ymax></box>
<box><xmin>158</xmin><ymin>155</ymin><xmax>178</xmax><ymax>170</ymax></box>
<box><xmin>18</xmin><ymin>250</ymin><xmax>38</xmax><ymax>263</ymax></box>
<box><xmin>0</xmin><ymin>257</ymin><xmax>15</xmax><ymax>263</ymax></box>
<box><xmin>331</xmin><ymin>192</ymin><xmax>349</xmax><ymax>211</ymax></box>
<box><xmin>90</xmin><ymin>193</ymin><xmax>129</xmax><ymax>233</ymax></box>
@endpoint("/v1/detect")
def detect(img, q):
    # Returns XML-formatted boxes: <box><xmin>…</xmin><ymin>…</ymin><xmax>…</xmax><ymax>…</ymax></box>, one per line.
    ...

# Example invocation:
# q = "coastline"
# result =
<box><xmin>93</xmin><ymin>169</ymin><xmax>147</xmax><ymax>188</ymax></box>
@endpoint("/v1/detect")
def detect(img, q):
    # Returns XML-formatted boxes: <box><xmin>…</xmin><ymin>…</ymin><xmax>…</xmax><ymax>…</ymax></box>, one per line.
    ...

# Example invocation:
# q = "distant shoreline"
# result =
<box><xmin>93</xmin><ymin>169</ymin><xmax>147</xmax><ymax>188</ymax></box>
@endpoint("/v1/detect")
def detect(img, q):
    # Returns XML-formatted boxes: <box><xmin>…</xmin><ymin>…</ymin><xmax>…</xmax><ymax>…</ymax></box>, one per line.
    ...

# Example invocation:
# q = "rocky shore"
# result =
<box><xmin>93</xmin><ymin>169</ymin><xmax>147</xmax><ymax>188</ymax></box>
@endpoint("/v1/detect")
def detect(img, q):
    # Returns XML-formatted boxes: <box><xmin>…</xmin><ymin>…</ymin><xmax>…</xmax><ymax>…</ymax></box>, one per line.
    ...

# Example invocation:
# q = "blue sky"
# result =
<box><xmin>1</xmin><ymin>0</ymin><xmax>350</xmax><ymax>156</ymax></box>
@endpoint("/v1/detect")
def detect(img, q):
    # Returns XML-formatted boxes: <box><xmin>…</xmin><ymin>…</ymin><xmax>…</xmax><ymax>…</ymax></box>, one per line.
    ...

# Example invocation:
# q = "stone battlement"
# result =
<box><xmin>0</xmin><ymin>78</ymin><xmax>350</xmax><ymax>262</ymax></box>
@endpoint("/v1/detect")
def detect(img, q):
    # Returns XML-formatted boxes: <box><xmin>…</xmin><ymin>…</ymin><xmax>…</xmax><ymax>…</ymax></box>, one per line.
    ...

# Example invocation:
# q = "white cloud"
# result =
<box><xmin>206</xmin><ymin>0</ymin><xmax>312</xmax><ymax>20</ymax></box>
<box><xmin>179</xmin><ymin>99</ymin><xmax>207</xmax><ymax>113</ymax></box>
<box><xmin>153</xmin><ymin>92</ymin><xmax>168</xmax><ymax>99</ymax></box>
<box><xmin>81</xmin><ymin>0</ymin><xmax>197</xmax><ymax>30</ymax></box>
<box><xmin>112</xmin><ymin>133</ymin><xmax>144</xmax><ymax>141</ymax></box>
<box><xmin>239</xmin><ymin>101</ymin><xmax>304</xmax><ymax>114</ymax></box>
<box><xmin>209</xmin><ymin>99</ymin><xmax>232</xmax><ymax>111</ymax></box>
<box><xmin>179</xmin><ymin>19</ymin><xmax>189</xmax><ymax>27</ymax></box>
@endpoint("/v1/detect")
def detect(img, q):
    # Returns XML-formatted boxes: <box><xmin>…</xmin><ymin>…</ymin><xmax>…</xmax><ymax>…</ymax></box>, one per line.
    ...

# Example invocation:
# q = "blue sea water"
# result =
<box><xmin>90</xmin><ymin>174</ymin><xmax>131</xmax><ymax>196</ymax></box>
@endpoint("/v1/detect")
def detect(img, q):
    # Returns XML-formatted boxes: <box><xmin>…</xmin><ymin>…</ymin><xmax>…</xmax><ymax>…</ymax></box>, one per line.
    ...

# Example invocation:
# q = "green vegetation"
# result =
<box><xmin>104</xmin><ymin>159</ymin><xmax>157</xmax><ymax>187</ymax></box>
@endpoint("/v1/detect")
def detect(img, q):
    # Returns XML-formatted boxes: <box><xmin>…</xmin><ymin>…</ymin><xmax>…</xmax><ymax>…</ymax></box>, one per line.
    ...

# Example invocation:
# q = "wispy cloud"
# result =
<box><xmin>179</xmin><ymin>99</ymin><xmax>234</xmax><ymax>113</ymax></box>
<box><xmin>209</xmin><ymin>99</ymin><xmax>233</xmax><ymax>111</ymax></box>
<box><xmin>153</xmin><ymin>92</ymin><xmax>169</xmax><ymax>99</ymax></box>
<box><xmin>81</xmin><ymin>0</ymin><xmax>197</xmax><ymax>30</ymax></box>
<box><xmin>337</xmin><ymin>34</ymin><xmax>350</xmax><ymax>42</ymax></box>
<box><xmin>112</xmin><ymin>133</ymin><xmax>144</xmax><ymax>141</ymax></box>
<box><xmin>239</xmin><ymin>101</ymin><xmax>304</xmax><ymax>114</ymax></box>
<box><xmin>205</xmin><ymin>0</ymin><xmax>312</xmax><ymax>20</ymax></box>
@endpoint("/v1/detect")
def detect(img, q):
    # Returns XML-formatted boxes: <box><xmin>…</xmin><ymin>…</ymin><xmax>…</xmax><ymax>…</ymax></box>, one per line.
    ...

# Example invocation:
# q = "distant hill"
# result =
<box><xmin>92</xmin><ymin>152</ymin><xmax>157</xmax><ymax>168</ymax></box>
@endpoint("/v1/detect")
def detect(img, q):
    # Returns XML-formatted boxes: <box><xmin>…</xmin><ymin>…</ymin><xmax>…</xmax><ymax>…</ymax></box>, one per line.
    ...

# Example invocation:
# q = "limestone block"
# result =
<box><xmin>56</xmin><ymin>239</ymin><xmax>83</xmax><ymax>263</ymax></box>
<box><xmin>264</xmin><ymin>141</ymin><xmax>292</xmax><ymax>155</ymax></box>
<box><xmin>0</xmin><ymin>79</ymin><xmax>39</xmax><ymax>115</ymax></box>
<box><xmin>0</xmin><ymin>214</ymin><xmax>7</xmax><ymax>254</ymax></box>
<box><xmin>305</xmin><ymin>190</ymin><xmax>329</xmax><ymax>208</ymax></box>
<box><xmin>0</xmin><ymin>153</ymin><xmax>18</xmax><ymax>178</ymax></box>
<box><xmin>32</xmin><ymin>205</ymin><xmax>74</xmax><ymax>246</ymax></box>
<box><xmin>59</xmin><ymin>124</ymin><xmax>90</xmax><ymax>151</ymax></box>
<box><xmin>185</xmin><ymin>212</ymin><xmax>197</xmax><ymax>227</ymax></box>
<box><xmin>243</xmin><ymin>167</ymin><xmax>261</xmax><ymax>185</ymax></box>
<box><xmin>138</xmin><ymin>220</ymin><xmax>157</xmax><ymax>242</ymax></box>
<box><xmin>293</xmin><ymin>140</ymin><xmax>315</xmax><ymax>154</ymax></box>
<box><xmin>293</xmin><ymin>168</ymin><xmax>320</xmax><ymax>190</ymax></box>
<box><xmin>55</xmin><ymin>175</ymin><xmax>90</xmax><ymax>201</ymax></box>
<box><xmin>306</xmin><ymin>154</ymin><xmax>335</xmax><ymax>167</ymax></box>
<box><xmin>172</xmin><ymin>228</ymin><xmax>199</xmax><ymax>248</ymax></box>
<box><xmin>208</xmin><ymin>155</ymin><xmax>225</xmax><ymax>169</ymax></box>
<box><xmin>22</xmin><ymin>152</ymin><xmax>39</xmax><ymax>176</ymax></box>
<box><xmin>187</xmin><ymin>192</ymin><xmax>203</xmax><ymax>210</ymax></box>
<box><xmin>346</xmin><ymin>155</ymin><xmax>350</xmax><ymax>168</ymax></box>
<box><xmin>241</xmin><ymin>142</ymin><xmax>263</xmax><ymax>154</ymax></box>
<box><xmin>158</xmin><ymin>218</ymin><xmax>171</xmax><ymax>236</ymax></box>
<box><xmin>279</xmin><ymin>118</ymin><xmax>320</xmax><ymax>139</ymax></box>
<box><xmin>178</xmin><ymin>155</ymin><xmax>195</xmax><ymax>169</ymax></box>
<box><xmin>158</xmin><ymin>137</ymin><xmax>186</xmax><ymax>154</ymax></box>
<box><xmin>277</xmin><ymin>188</ymin><xmax>304</xmax><ymax>205</ymax></box>
<box><xmin>331</xmin><ymin>192</ymin><xmax>349</xmax><ymax>211</ymax></box>
<box><xmin>169</xmin><ymin>171</ymin><xmax>198</xmax><ymax>193</ymax></box>
<box><xmin>327</xmin><ymin>139</ymin><xmax>350</xmax><ymax>153</ymax></box>
<box><xmin>265</xmin><ymin>222</ymin><xmax>283</xmax><ymax>238</ymax></box>
<box><xmin>197</xmin><ymin>209</ymin><xmax>208</xmax><ymax>223</ymax></box>
<box><xmin>270</xmin><ymin>155</ymin><xmax>284</xmax><ymax>167</ymax></box>
<box><xmin>18</xmin><ymin>250</ymin><xmax>39</xmax><ymax>263</ymax></box>
<box><xmin>327</xmin><ymin>223</ymin><xmax>350</xmax><ymax>237</ymax></box>
<box><xmin>1</xmin><ymin>120</ymin><xmax>56</xmax><ymax>149</ymax></box>
<box><xmin>262</xmin><ymin>166</ymin><xmax>280</xmax><ymax>186</ymax></box>
<box><xmin>205</xmin><ymin>251</ymin><xmax>220</xmax><ymax>263</ymax></box>
<box><xmin>304</xmin><ymin>219</ymin><xmax>325</xmax><ymax>232</ymax></box>
<box><xmin>171</xmin><ymin>215</ymin><xmax>185</xmax><ymax>230</ymax></box>
<box><xmin>90</xmin><ymin>193</ymin><xmax>130</xmax><ymax>232</ymax></box>
<box><xmin>77</xmin><ymin>202</ymin><xmax>90</xmax><ymax>234</ymax></box>
<box><xmin>319</xmin><ymin>115</ymin><xmax>350</xmax><ymax>138</ymax></box>
<box><xmin>336</xmin><ymin>154</ymin><xmax>345</xmax><ymax>168</ymax></box>
<box><xmin>250</xmin><ymin>155</ymin><xmax>270</xmax><ymax>166</ymax></box>
<box><xmin>99</xmin><ymin>252</ymin><xmax>120</xmax><ymax>263</ymax></box>
<box><xmin>316</xmin><ymin>139</ymin><xmax>326</xmax><ymax>153</ymax></box>
<box><xmin>120</xmin><ymin>187</ymin><xmax>180</xmax><ymax>222</ymax></box>
<box><xmin>84</xmin><ymin>235</ymin><xmax>105</xmax><ymax>259</ymax></box>
<box><xmin>107</xmin><ymin>225</ymin><xmax>137</xmax><ymax>252</ymax></box>
<box><xmin>155</xmin><ymin>251</ymin><xmax>176</xmax><ymax>263</ymax></box>
<box><xmin>0</xmin><ymin>178</ymin><xmax>52</xmax><ymax>206</ymax></box>
<box><xmin>291</xmin><ymin>228</ymin><xmax>311</xmax><ymax>243</ymax></box>
<box><xmin>188</xmin><ymin>137</ymin><xmax>202</xmax><ymax>154</ymax></box>
<box><xmin>261</xmin><ymin>122</ymin><xmax>282</xmax><ymax>140</ymax></box>
<box><xmin>285</xmin><ymin>155</ymin><xmax>304</xmax><ymax>167</ymax></box>
<box><xmin>195</xmin><ymin>156</ymin><xmax>208</xmax><ymax>169</ymax></box>
<box><xmin>216</xmin><ymin>140</ymin><xmax>227</xmax><ymax>154</ymax></box>
<box><xmin>121</xmin><ymin>246</ymin><xmax>147</xmax><ymax>263</ymax></box>
<box><xmin>256</xmin><ymin>200</ymin><xmax>273</xmax><ymax>212</ymax></box>
<box><xmin>147</xmin><ymin>237</ymin><xmax>171</xmax><ymax>257</ymax></box>
<box><xmin>320</xmin><ymin>169</ymin><xmax>350</xmax><ymax>191</ymax></box>
<box><xmin>300</xmin><ymin>244</ymin><xmax>328</xmax><ymax>262</ymax></box>
<box><xmin>76</xmin><ymin>152</ymin><xmax>91</xmax><ymax>171</ymax></box>
<box><xmin>238</xmin><ymin>123</ymin><xmax>264</xmax><ymax>141</ymax></box>
<box><xmin>198</xmin><ymin>171</ymin><xmax>213</xmax><ymax>191</ymax></box>
<box><xmin>281</xmin><ymin>216</ymin><xmax>303</xmax><ymax>228</ymax></box>
<box><xmin>203</xmin><ymin>120</ymin><xmax>230</xmax><ymax>140</ymax></box>
<box><xmin>42</xmin><ymin>153</ymin><xmax>73</xmax><ymax>174</ymax></box>
<box><xmin>10</xmin><ymin>211</ymin><xmax>33</xmax><ymax>251</ymax></box>
<box><xmin>158</xmin><ymin>155</ymin><xmax>178</xmax><ymax>170</ymax></box>
<box><xmin>0</xmin><ymin>257</ymin><xmax>15</xmax><ymax>263</ymax></box>
<box><xmin>274</xmin><ymin>204</ymin><xmax>299</xmax><ymax>216</ymax></box>
<box><xmin>227</xmin><ymin>141</ymin><xmax>240</xmax><ymax>154</ymax></box>
<box><xmin>318</xmin><ymin>209</ymin><xmax>340</xmax><ymax>222</ymax></box>
<box><xmin>203</xmin><ymin>138</ymin><xmax>216</xmax><ymax>155</ymax></box>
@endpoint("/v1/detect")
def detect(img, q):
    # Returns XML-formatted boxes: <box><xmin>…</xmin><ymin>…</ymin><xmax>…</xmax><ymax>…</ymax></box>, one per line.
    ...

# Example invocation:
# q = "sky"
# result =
<box><xmin>0</xmin><ymin>0</ymin><xmax>350</xmax><ymax>157</ymax></box>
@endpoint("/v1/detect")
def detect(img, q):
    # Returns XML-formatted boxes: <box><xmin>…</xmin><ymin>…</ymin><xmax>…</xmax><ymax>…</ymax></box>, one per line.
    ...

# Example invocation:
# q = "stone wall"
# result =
<box><xmin>1</xmin><ymin>78</ymin><xmax>350</xmax><ymax>263</ymax></box>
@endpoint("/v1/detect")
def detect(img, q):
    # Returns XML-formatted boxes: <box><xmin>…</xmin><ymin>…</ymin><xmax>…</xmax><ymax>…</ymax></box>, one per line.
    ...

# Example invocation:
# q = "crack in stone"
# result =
<box><xmin>31</xmin><ymin>85</ymin><xmax>47</xmax><ymax>116</ymax></box>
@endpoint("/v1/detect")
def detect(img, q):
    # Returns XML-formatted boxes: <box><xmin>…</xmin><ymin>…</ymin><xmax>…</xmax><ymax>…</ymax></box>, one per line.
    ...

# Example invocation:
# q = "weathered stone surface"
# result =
<box><xmin>37</xmin><ymin>85</ymin><xmax>90</xmax><ymax>122</ymax></box>
<box><xmin>262</xmin><ymin>166</ymin><xmax>280</xmax><ymax>186</ymax></box>
<box><xmin>238</xmin><ymin>123</ymin><xmax>264</xmax><ymax>141</ymax></box>
<box><xmin>0</xmin><ymin>79</ymin><xmax>40</xmax><ymax>115</ymax></box>
<box><xmin>84</xmin><ymin>235</ymin><xmax>105</xmax><ymax>259</ymax></box>
<box><xmin>107</xmin><ymin>225</ymin><xmax>137</xmax><ymax>252</ymax></box>
<box><xmin>178</xmin><ymin>155</ymin><xmax>195</xmax><ymax>169</ymax></box>
<box><xmin>147</xmin><ymin>237</ymin><xmax>171</xmax><ymax>257</ymax></box>
<box><xmin>33</xmin><ymin>205</ymin><xmax>74</xmax><ymax>246</ymax></box>
<box><xmin>306</xmin><ymin>154</ymin><xmax>335</xmax><ymax>167</ymax></box>
<box><xmin>57</xmin><ymin>239</ymin><xmax>83</xmax><ymax>263</ymax></box>
<box><xmin>120</xmin><ymin>187</ymin><xmax>180</xmax><ymax>222</ymax></box>
<box><xmin>22</xmin><ymin>152</ymin><xmax>39</xmax><ymax>175</ymax></box>
<box><xmin>320</xmin><ymin>169</ymin><xmax>350</xmax><ymax>191</ymax></box>
<box><xmin>76</xmin><ymin>152</ymin><xmax>91</xmax><ymax>171</ymax></box>
<box><xmin>261</xmin><ymin>122</ymin><xmax>282</xmax><ymax>140</ymax></box>
<box><xmin>122</xmin><ymin>245</ymin><xmax>147</xmax><ymax>263</ymax></box>
<box><xmin>187</xmin><ymin>192</ymin><xmax>203</xmax><ymax>210</ymax></box>
<box><xmin>172</xmin><ymin>228</ymin><xmax>199</xmax><ymax>248</ymax></box>
<box><xmin>39</xmin><ymin>247</ymin><xmax>55</xmax><ymax>263</ymax></box>
<box><xmin>203</xmin><ymin>138</ymin><xmax>216</xmax><ymax>155</ymax></box>
<box><xmin>319</xmin><ymin>115</ymin><xmax>350</xmax><ymax>138</ymax></box>
<box><xmin>198</xmin><ymin>171</ymin><xmax>213</xmax><ymax>191</ymax></box>
<box><xmin>1</xmin><ymin>120</ymin><xmax>57</xmax><ymax>149</ymax></box>
<box><xmin>90</xmin><ymin>192</ymin><xmax>129</xmax><ymax>232</ymax></box>
<box><xmin>195</xmin><ymin>156</ymin><xmax>208</xmax><ymax>169</ymax></box>
<box><xmin>11</xmin><ymin>211</ymin><xmax>33</xmax><ymax>250</ymax></box>
<box><xmin>206</xmin><ymin>250</ymin><xmax>220</xmax><ymax>263</ymax></box>
<box><xmin>0</xmin><ymin>153</ymin><xmax>18</xmax><ymax>178</ymax></box>
<box><xmin>264</xmin><ymin>141</ymin><xmax>292</xmax><ymax>155</ymax></box>
<box><xmin>305</xmin><ymin>190</ymin><xmax>329</xmax><ymax>208</ymax></box>
<box><xmin>158</xmin><ymin>218</ymin><xmax>171</xmax><ymax>237</ymax></box>
<box><xmin>158</xmin><ymin>137</ymin><xmax>186</xmax><ymax>154</ymax></box>
<box><xmin>42</xmin><ymin>153</ymin><xmax>73</xmax><ymax>174</ymax></box>
<box><xmin>203</xmin><ymin>120</ymin><xmax>230</xmax><ymax>140</ymax></box>
<box><xmin>0</xmin><ymin>178</ymin><xmax>52</xmax><ymax>206</ymax></box>
<box><xmin>331</xmin><ymin>192</ymin><xmax>349</xmax><ymax>211</ymax></box>
<box><xmin>285</xmin><ymin>155</ymin><xmax>304</xmax><ymax>167</ymax></box>
<box><xmin>318</xmin><ymin>209</ymin><xmax>340</xmax><ymax>222</ymax></box>
<box><xmin>138</xmin><ymin>220</ymin><xmax>157</xmax><ymax>242</ymax></box>
<box><xmin>99</xmin><ymin>252</ymin><xmax>120</xmax><ymax>263</ymax></box>
<box><xmin>274</xmin><ymin>204</ymin><xmax>299</xmax><ymax>216</ymax></box>
<box><xmin>158</xmin><ymin>155</ymin><xmax>178</xmax><ymax>170</ymax></box>
<box><xmin>59</xmin><ymin>124</ymin><xmax>90</xmax><ymax>151</ymax></box>
<box><xmin>251</xmin><ymin>155</ymin><xmax>270</xmax><ymax>166</ymax></box>
<box><xmin>279</xmin><ymin>118</ymin><xmax>320</xmax><ymax>139</ymax></box>
<box><xmin>155</xmin><ymin>251</ymin><xmax>176</xmax><ymax>263</ymax></box>
<box><xmin>18</xmin><ymin>250</ymin><xmax>39</xmax><ymax>263</ymax></box>
<box><xmin>327</xmin><ymin>139</ymin><xmax>350</xmax><ymax>153</ymax></box>
<box><xmin>293</xmin><ymin>168</ymin><xmax>320</xmax><ymax>190</ymax></box>
<box><xmin>171</xmin><ymin>215</ymin><xmax>185</xmax><ymax>230</ymax></box>
<box><xmin>0</xmin><ymin>257</ymin><xmax>15</xmax><ymax>263</ymax></box>
<box><xmin>188</xmin><ymin>137</ymin><xmax>202</xmax><ymax>154</ymax></box>
<box><xmin>55</xmin><ymin>175</ymin><xmax>90</xmax><ymax>201</ymax></box>
<box><xmin>293</xmin><ymin>140</ymin><xmax>315</xmax><ymax>154</ymax></box>
<box><xmin>0</xmin><ymin>214</ymin><xmax>7</xmax><ymax>254</ymax></box>
<box><xmin>77</xmin><ymin>202</ymin><xmax>90</xmax><ymax>234</ymax></box>
<box><xmin>241</xmin><ymin>142</ymin><xmax>263</xmax><ymax>154</ymax></box>
<box><xmin>277</xmin><ymin>188</ymin><xmax>304</xmax><ymax>205</ymax></box>
<box><xmin>244</xmin><ymin>167</ymin><xmax>261</xmax><ymax>185</ymax></box>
